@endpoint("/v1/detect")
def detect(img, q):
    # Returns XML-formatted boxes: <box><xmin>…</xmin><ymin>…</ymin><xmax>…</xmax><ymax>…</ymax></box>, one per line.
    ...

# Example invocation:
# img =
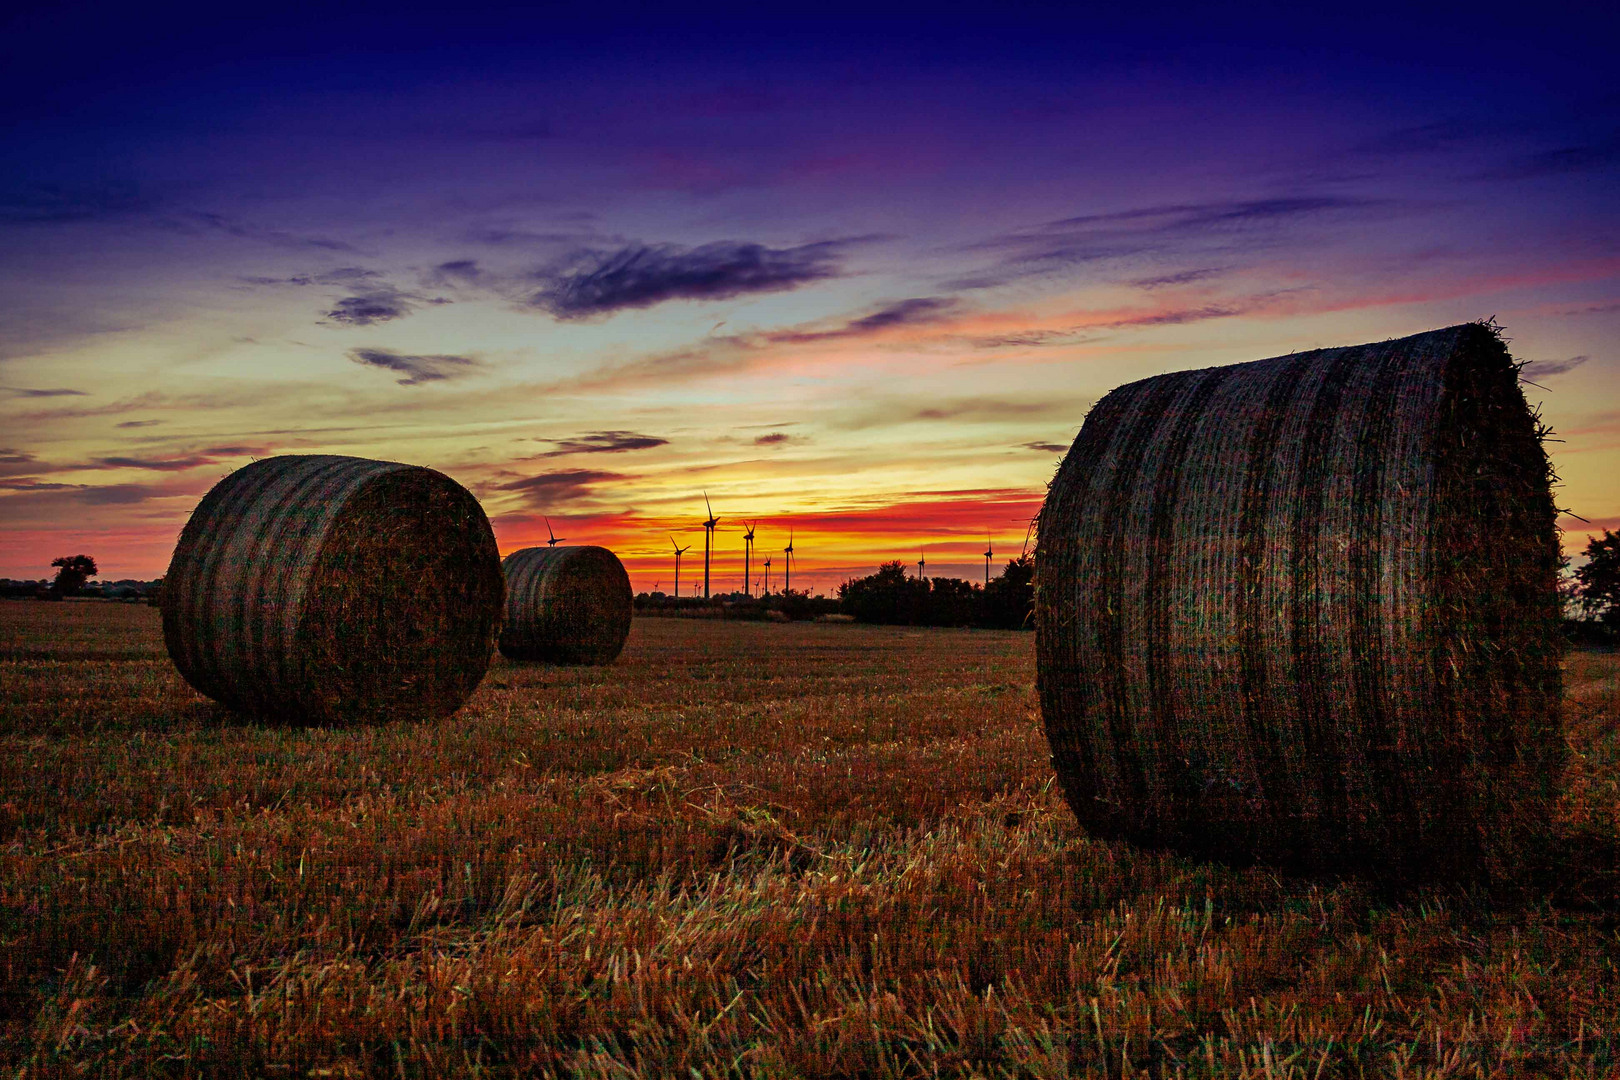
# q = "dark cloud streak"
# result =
<box><xmin>348</xmin><ymin>348</ymin><xmax>481</xmax><ymax>386</ymax></box>
<box><xmin>529</xmin><ymin>240</ymin><xmax>846</xmax><ymax>319</ymax></box>
<box><xmin>765</xmin><ymin>297</ymin><xmax>957</xmax><ymax>344</ymax></box>
<box><xmin>540</xmin><ymin>431</ymin><xmax>668</xmax><ymax>456</ymax></box>
<box><xmin>497</xmin><ymin>468</ymin><xmax>626</xmax><ymax>507</ymax></box>
<box><xmin>325</xmin><ymin>292</ymin><xmax>416</xmax><ymax>326</ymax></box>
<box><xmin>1523</xmin><ymin>355</ymin><xmax>1591</xmax><ymax>378</ymax></box>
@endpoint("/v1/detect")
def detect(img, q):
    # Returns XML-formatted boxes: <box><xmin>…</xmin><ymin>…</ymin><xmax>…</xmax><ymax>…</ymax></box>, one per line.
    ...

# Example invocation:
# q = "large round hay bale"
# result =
<box><xmin>162</xmin><ymin>455</ymin><xmax>504</xmax><ymax>725</ymax></box>
<box><xmin>499</xmin><ymin>546</ymin><xmax>632</xmax><ymax>664</ymax></box>
<box><xmin>1035</xmin><ymin>323</ymin><xmax>1563</xmax><ymax>883</ymax></box>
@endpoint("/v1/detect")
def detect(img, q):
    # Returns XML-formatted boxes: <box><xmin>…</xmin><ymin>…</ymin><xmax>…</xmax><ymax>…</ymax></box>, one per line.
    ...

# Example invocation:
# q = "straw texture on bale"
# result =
<box><xmin>163</xmin><ymin>455</ymin><xmax>504</xmax><ymax>725</ymax></box>
<box><xmin>499</xmin><ymin>545</ymin><xmax>633</xmax><ymax>664</ymax></box>
<box><xmin>1035</xmin><ymin>324</ymin><xmax>1562</xmax><ymax>883</ymax></box>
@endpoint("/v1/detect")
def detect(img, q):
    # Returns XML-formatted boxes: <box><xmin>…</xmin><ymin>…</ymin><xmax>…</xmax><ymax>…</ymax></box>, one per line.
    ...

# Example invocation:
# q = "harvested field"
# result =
<box><xmin>0</xmin><ymin>601</ymin><xmax>1616</xmax><ymax>1077</ymax></box>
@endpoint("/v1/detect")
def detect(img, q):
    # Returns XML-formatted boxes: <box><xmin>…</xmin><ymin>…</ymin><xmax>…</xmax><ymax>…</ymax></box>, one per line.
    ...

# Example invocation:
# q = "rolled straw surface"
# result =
<box><xmin>1035</xmin><ymin>324</ymin><xmax>1562</xmax><ymax>882</ymax></box>
<box><xmin>163</xmin><ymin>455</ymin><xmax>503</xmax><ymax>724</ymax></box>
<box><xmin>499</xmin><ymin>545</ymin><xmax>632</xmax><ymax>664</ymax></box>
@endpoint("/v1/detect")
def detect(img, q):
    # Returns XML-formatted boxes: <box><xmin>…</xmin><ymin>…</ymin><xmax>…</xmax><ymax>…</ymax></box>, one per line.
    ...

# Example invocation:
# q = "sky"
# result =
<box><xmin>2</xmin><ymin>2</ymin><xmax>1616</xmax><ymax>594</ymax></box>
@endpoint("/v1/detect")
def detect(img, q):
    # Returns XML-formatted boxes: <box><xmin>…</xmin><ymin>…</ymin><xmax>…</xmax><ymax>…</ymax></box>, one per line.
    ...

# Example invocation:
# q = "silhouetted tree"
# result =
<box><xmin>980</xmin><ymin>555</ymin><xmax>1034</xmax><ymax>629</ymax></box>
<box><xmin>49</xmin><ymin>554</ymin><xmax>97</xmax><ymax>597</ymax></box>
<box><xmin>839</xmin><ymin>561</ymin><xmax>928</xmax><ymax>624</ymax></box>
<box><xmin>1575</xmin><ymin>529</ymin><xmax>1620</xmax><ymax>628</ymax></box>
<box><xmin>927</xmin><ymin>576</ymin><xmax>980</xmax><ymax>626</ymax></box>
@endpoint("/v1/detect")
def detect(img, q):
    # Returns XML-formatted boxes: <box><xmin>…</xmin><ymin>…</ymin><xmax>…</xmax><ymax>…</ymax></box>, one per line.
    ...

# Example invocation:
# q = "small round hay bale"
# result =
<box><xmin>1035</xmin><ymin>323</ymin><xmax>1562</xmax><ymax>883</ymax></box>
<box><xmin>162</xmin><ymin>455</ymin><xmax>504</xmax><ymax>725</ymax></box>
<box><xmin>499</xmin><ymin>546</ymin><xmax>632</xmax><ymax>664</ymax></box>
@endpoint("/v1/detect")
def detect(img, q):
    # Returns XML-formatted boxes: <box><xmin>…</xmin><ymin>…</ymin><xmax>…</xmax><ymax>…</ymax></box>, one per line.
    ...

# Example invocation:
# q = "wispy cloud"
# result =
<box><xmin>0</xmin><ymin>478</ymin><xmax>79</xmax><ymax>491</ymax></box>
<box><xmin>1350</xmin><ymin>119</ymin><xmax>1480</xmax><ymax>156</ymax></box>
<box><xmin>91</xmin><ymin>445</ymin><xmax>261</xmax><ymax>471</ymax></box>
<box><xmin>539</xmin><ymin>431</ymin><xmax>668</xmax><ymax>456</ymax></box>
<box><xmin>1130</xmin><ymin>267</ymin><xmax>1226</xmax><ymax>289</ymax></box>
<box><xmin>324</xmin><ymin>290</ymin><xmax>418</xmax><ymax>326</ymax></box>
<box><xmin>764</xmin><ymin>297</ymin><xmax>959</xmax><ymax>344</ymax></box>
<box><xmin>754</xmin><ymin>432</ymin><xmax>793</xmax><ymax>445</ymax></box>
<box><xmin>0</xmin><ymin>183</ymin><xmax>152</xmax><ymax>225</ymax></box>
<box><xmin>497</xmin><ymin>468</ymin><xmax>626</xmax><ymax>507</ymax></box>
<box><xmin>1483</xmin><ymin>132</ymin><xmax>1620</xmax><ymax>180</ymax></box>
<box><xmin>529</xmin><ymin>240</ymin><xmax>847</xmax><ymax>319</ymax></box>
<box><xmin>348</xmin><ymin>348</ymin><xmax>481</xmax><ymax>386</ymax></box>
<box><xmin>11</xmin><ymin>391</ymin><xmax>167</xmax><ymax>422</ymax></box>
<box><xmin>0</xmin><ymin>479</ymin><xmax>192</xmax><ymax>508</ymax></box>
<box><xmin>949</xmin><ymin>196</ymin><xmax>1384</xmax><ymax>290</ymax></box>
<box><xmin>79</xmin><ymin>483</ymin><xmax>174</xmax><ymax>505</ymax></box>
<box><xmin>0</xmin><ymin>449</ymin><xmax>41</xmax><ymax>477</ymax></box>
<box><xmin>3</xmin><ymin>387</ymin><xmax>88</xmax><ymax>398</ymax></box>
<box><xmin>914</xmin><ymin>398</ymin><xmax>1069</xmax><ymax>423</ymax></box>
<box><xmin>175</xmin><ymin>211</ymin><xmax>356</xmax><ymax>253</ymax></box>
<box><xmin>241</xmin><ymin>267</ymin><xmax>382</xmax><ymax>288</ymax></box>
<box><xmin>829</xmin><ymin>396</ymin><xmax>1080</xmax><ymax>432</ymax></box>
<box><xmin>238</xmin><ymin>268</ymin><xmax>434</xmax><ymax>326</ymax></box>
<box><xmin>1523</xmin><ymin>355</ymin><xmax>1591</xmax><ymax>379</ymax></box>
<box><xmin>964</xmin><ymin>292</ymin><xmax>1289</xmax><ymax>349</ymax></box>
<box><xmin>1021</xmin><ymin>440</ymin><xmax>1068</xmax><ymax>453</ymax></box>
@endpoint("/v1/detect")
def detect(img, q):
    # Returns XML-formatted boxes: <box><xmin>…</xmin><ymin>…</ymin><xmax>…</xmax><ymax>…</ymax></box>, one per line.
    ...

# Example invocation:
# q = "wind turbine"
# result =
<box><xmin>917</xmin><ymin>547</ymin><xmax>927</xmax><ymax>582</ymax></box>
<box><xmin>781</xmin><ymin>533</ymin><xmax>792</xmax><ymax>594</ymax></box>
<box><xmin>670</xmin><ymin>535</ymin><xmax>691</xmax><ymax>599</ymax></box>
<box><xmin>762</xmin><ymin>556</ymin><xmax>772</xmax><ymax>596</ymax></box>
<box><xmin>742</xmin><ymin>521</ymin><xmax>756</xmax><ymax>599</ymax></box>
<box><xmin>701</xmin><ymin>493</ymin><xmax>720</xmax><ymax>600</ymax></box>
<box><xmin>545</xmin><ymin>517</ymin><xmax>565</xmax><ymax>547</ymax></box>
<box><xmin>983</xmin><ymin>536</ymin><xmax>993</xmax><ymax>586</ymax></box>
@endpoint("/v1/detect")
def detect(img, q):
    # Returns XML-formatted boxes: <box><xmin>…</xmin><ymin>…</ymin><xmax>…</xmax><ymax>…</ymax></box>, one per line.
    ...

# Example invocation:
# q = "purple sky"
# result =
<box><xmin>2</xmin><ymin>3</ymin><xmax>1616</xmax><ymax>588</ymax></box>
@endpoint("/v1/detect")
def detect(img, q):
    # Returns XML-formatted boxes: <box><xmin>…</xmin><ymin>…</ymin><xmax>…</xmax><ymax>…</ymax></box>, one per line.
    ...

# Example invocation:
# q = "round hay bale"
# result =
<box><xmin>162</xmin><ymin>455</ymin><xmax>504</xmax><ymax>725</ymax></box>
<box><xmin>1035</xmin><ymin>323</ymin><xmax>1563</xmax><ymax>883</ymax></box>
<box><xmin>499</xmin><ymin>546</ymin><xmax>632</xmax><ymax>664</ymax></box>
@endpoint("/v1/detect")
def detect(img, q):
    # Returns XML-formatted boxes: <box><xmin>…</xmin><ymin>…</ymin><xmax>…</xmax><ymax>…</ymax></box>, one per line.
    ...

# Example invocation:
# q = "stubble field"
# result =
<box><xmin>0</xmin><ymin>601</ymin><xmax>1616</xmax><ymax>1077</ymax></box>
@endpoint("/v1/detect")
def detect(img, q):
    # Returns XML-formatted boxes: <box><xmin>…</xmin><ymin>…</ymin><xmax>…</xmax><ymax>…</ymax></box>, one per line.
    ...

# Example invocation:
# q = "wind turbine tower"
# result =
<box><xmin>742</xmin><ymin>521</ymin><xmax>756</xmax><ymax>599</ymax></box>
<box><xmin>762</xmin><ymin>556</ymin><xmax>772</xmax><ymax>596</ymax></box>
<box><xmin>670</xmin><ymin>535</ymin><xmax>691</xmax><ymax>600</ymax></box>
<box><xmin>917</xmin><ymin>548</ymin><xmax>927</xmax><ymax>581</ymax></box>
<box><xmin>545</xmin><ymin>517</ymin><xmax>565</xmax><ymax>546</ymax></box>
<box><xmin>783</xmin><ymin>528</ymin><xmax>795</xmax><ymax>594</ymax></box>
<box><xmin>983</xmin><ymin>536</ymin><xmax>993</xmax><ymax>586</ymax></box>
<box><xmin>701</xmin><ymin>494</ymin><xmax>720</xmax><ymax>600</ymax></box>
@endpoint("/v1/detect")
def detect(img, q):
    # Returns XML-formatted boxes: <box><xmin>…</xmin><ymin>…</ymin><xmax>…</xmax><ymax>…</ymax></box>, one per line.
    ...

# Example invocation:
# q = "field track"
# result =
<box><xmin>1</xmin><ymin>601</ymin><xmax>1616</xmax><ymax>1077</ymax></box>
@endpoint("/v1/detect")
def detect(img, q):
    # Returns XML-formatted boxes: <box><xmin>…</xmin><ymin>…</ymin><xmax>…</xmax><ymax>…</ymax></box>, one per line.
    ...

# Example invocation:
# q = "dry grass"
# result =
<box><xmin>0</xmin><ymin>601</ymin><xmax>1616</xmax><ymax>1077</ymax></box>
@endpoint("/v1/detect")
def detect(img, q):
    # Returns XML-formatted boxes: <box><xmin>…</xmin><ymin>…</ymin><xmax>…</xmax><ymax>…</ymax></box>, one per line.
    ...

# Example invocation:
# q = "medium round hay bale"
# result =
<box><xmin>499</xmin><ymin>545</ymin><xmax>632</xmax><ymax>664</ymax></box>
<box><xmin>162</xmin><ymin>455</ymin><xmax>504</xmax><ymax>725</ymax></box>
<box><xmin>1035</xmin><ymin>323</ymin><xmax>1562</xmax><ymax>883</ymax></box>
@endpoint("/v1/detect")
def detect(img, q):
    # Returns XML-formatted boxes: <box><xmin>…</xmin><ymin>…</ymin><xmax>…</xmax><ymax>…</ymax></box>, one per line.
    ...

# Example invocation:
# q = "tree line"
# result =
<box><xmin>12</xmin><ymin>533</ymin><xmax>1617</xmax><ymax>642</ymax></box>
<box><xmin>837</xmin><ymin>557</ymin><xmax>1034</xmax><ymax>629</ymax></box>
